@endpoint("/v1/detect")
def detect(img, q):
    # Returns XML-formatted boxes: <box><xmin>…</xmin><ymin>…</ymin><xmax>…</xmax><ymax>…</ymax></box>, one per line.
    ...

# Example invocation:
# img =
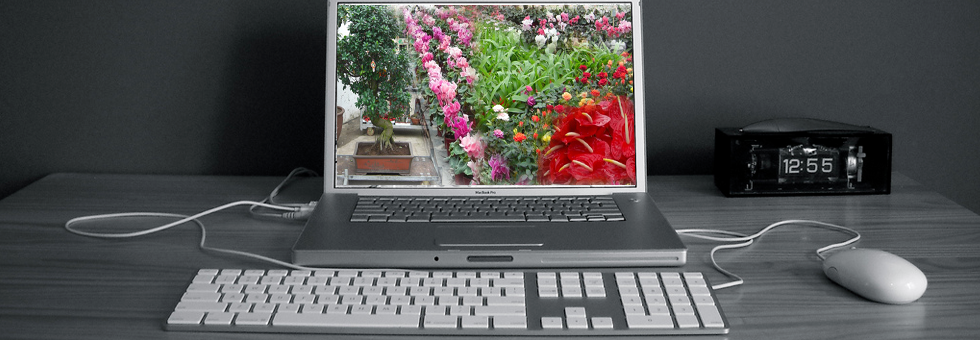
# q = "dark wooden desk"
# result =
<box><xmin>1</xmin><ymin>173</ymin><xmax>977</xmax><ymax>339</ymax></box>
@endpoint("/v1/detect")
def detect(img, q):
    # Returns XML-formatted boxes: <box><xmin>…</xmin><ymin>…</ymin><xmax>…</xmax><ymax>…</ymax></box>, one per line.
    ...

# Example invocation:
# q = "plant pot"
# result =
<box><xmin>352</xmin><ymin>141</ymin><xmax>413</xmax><ymax>174</ymax></box>
<box><xmin>411</xmin><ymin>117</ymin><xmax>421</xmax><ymax>125</ymax></box>
<box><xmin>454</xmin><ymin>173</ymin><xmax>473</xmax><ymax>185</ymax></box>
<box><xmin>444</xmin><ymin>136</ymin><xmax>454</xmax><ymax>154</ymax></box>
<box><xmin>336</xmin><ymin>106</ymin><xmax>345</xmax><ymax>137</ymax></box>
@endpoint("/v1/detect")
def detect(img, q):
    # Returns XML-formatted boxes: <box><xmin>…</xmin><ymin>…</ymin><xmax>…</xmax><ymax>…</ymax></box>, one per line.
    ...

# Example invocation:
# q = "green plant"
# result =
<box><xmin>336</xmin><ymin>5</ymin><xmax>413</xmax><ymax>152</ymax></box>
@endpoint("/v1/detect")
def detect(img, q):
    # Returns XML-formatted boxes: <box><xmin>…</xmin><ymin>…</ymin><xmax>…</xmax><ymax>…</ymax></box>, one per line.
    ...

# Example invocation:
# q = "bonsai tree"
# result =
<box><xmin>337</xmin><ymin>5</ymin><xmax>412</xmax><ymax>152</ymax></box>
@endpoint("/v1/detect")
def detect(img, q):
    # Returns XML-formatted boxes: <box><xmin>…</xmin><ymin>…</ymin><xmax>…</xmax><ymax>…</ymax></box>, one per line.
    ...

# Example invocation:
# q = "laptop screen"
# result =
<box><xmin>329</xmin><ymin>2</ymin><xmax>642</xmax><ymax>190</ymax></box>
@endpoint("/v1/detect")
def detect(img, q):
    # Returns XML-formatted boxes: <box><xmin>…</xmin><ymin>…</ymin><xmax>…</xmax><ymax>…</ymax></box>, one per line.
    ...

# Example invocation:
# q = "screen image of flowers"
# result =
<box><xmin>339</xmin><ymin>3</ymin><xmax>636</xmax><ymax>186</ymax></box>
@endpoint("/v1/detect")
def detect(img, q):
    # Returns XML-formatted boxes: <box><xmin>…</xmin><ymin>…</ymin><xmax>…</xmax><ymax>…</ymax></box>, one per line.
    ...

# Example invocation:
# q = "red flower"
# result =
<box><xmin>598</xmin><ymin>78</ymin><xmax>608</xmax><ymax>86</ymax></box>
<box><xmin>613</xmin><ymin>65</ymin><xmax>628</xmax><ymax>79</ymax></box>
<box><xmin>514</xmin><ymin>132</ymin><xmax>527</xmax><ymax>142</ymax></box>
<box><xmin>590</xmin><ymin>89</ymin><xmax>601</xmax><ymax>97</ymax></box>
<box><xmin>598</xmin><ymin>72</ymin><xmax>608</xmax><ymax>78</ymax></box>
<box><xmin>540</xmin><ymin>96</ymin><xmax>636</xmax><ymax>185</ymax></box>
<box><xmin>579</xmin><ymin>64</ymin><xmax>588</xmax><ymax>71</ymax></box>
<box><xmin>531</xmin><ymin>115</ymin><xmax>540</xmax><ymax>122</ymax></box>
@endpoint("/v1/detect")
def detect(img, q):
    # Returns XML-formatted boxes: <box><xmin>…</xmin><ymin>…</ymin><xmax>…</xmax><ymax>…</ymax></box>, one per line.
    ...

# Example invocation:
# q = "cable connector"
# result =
<box><xmin>279</xmin><ymin>201</ymin><xmax>318</xmax><ymax>220</ymax></box>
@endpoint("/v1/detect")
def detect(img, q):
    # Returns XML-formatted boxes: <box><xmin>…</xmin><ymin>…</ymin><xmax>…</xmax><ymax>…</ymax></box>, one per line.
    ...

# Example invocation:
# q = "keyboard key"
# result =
<box><xmin>422</xmin><ymin>315</ymin><xmax>457</xmax><ymax>329</ymax></box>
<box><xmin>167</xmin><ymin>311</ymin><xmax>204</xmax><ymax>325</ymax></box>
<box><xmin>675</xmin><ymin>314</ymin><xmax>700</xmax><ymax>328</ymax></box>
<box><xmin>460</xmin><ymin>316</ymin><xmax>490</xmax><ymax>329</ymax></box>
<box><xmin>697</xmin><ymin>304</ymin><xmax>727</xmax><ymax>328</ymax></box>
<box><xmin>541</xmin><ymin>317</ymin><xmax>563</xmax><ymax>329</ymax></box>
<box><xmin>567</xmin><ymin>317</ymin><xmax>589</xmax><ymax>330</ymax></box>
<box><xmin>204</xmin><ymin>312</ymin><xmax>235</xmax><ymax>325</ymax></box>
<box><xmin>474</xmin><ymin>306</ymin><xmax>526</xmax><ymax>316</ymax></box>
<box><xmin>274</xmin><ymin>313</ymin><xmax>420</xmax><ymax>328</ymax></box>
<box><xmin>485</xmin><ymin>296</ymin><xmax>524</xmax><ymax>306</ymax></box>
<box><xmin>592</xmin><ymin>317</ymin><xmax>614</xmax><ymax>329</ymax></box>
<box><xmin>235</xmin><ymin>312</ymin><xmax>272</xmax><ymax>326</ymax></box>
<box><xmin>174</xmin><ymin>301</ymin><xmax>227</xmax><ymax>312</ymax></box>
<box><xmin>492</xmin><ymin>316</ymin><xmax>528</xmax><ymax>329</ymax></box>
<box><xmin>626</xmin><ymin>314</ymin><xmax>674</xmax><ymax>329</ymax></box>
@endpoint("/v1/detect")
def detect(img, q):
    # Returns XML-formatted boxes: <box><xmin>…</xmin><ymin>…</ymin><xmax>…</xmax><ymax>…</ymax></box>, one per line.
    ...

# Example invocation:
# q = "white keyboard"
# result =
<box><xmin>166</xmin><ymin>269</ymin><xmax>729</xmax><ymax>336</ymax></box>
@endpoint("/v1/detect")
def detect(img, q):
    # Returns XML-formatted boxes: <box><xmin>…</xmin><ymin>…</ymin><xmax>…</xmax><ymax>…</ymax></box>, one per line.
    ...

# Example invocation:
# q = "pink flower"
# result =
<box><xmin>521</xmin><ymin>16</ymin><xmax>533</xmax><ymax>31</ymax></box>
<box><xmin>618</xmin><ymin>20</ymin><xmax>632</xmax><ymax>33</ymax></box>
<box><xmin>436</xmin><ymin>80</ymin><xmax>457</xmax><ymax>103</ymax></box>
<box><xmin>460</xmin><ymin>66</ymin><xmax>477</xmax><ymax>84</ymax></box>
<box><xmin>447</xmin><ymin>46</ymin><xmax>462</xmax><ymax>59</ymax></box>
<box><xmin>467</xmin><ymin>161</ymin><xmax>481</xmax><ymax>177</ymax></box>
<box><xmin>459</xmin><ymin>134</ymin><xmax>484</xmax><ymax>159</ymax></box>
<box><xmin>413</xmin><ymin>37</ymin><xmax>428</xmax><ymax>54</ymax></box>
<box><xmin>489</xmin><ymin>154</ymin><xmax>510</xmax><ymax>181</ymax></box>
<box><xmin>458</xmin><ymin>29</ymin><xmax>473</xmax><ymax>47</ymax></box>
<box><xmin>448</xmin><ymin>111</ymin><xmax>470</xmax><ymax>138</ymax></box>
<box><xmin>443</xmin><ymin>100</ymin><xmax>460</xmax><ymax>117</ymax></box>
<box><xmin>493</xmin><ymin>129</ymin><xmax>504</xmax><ymax>139</ymax></box>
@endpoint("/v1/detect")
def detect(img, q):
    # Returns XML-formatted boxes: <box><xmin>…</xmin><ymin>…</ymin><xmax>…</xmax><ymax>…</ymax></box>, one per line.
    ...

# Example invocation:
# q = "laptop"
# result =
<box><xmin>292</xmin><ymin>0</ymin><xmax>687</xmax><ymax>268</ymax></box>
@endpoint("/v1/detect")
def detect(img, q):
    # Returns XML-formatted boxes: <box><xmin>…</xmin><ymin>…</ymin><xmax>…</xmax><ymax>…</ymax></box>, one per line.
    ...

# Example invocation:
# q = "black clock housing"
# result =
<box><xmin>714</xmin><ymin>118</ymin><xmax>892</xmax><ymax>197</ymax></box>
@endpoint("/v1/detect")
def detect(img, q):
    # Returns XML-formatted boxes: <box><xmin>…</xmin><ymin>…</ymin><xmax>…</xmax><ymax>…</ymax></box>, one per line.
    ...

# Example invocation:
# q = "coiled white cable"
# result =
<box><xmin>677</xmin><ymin>219</ymin><xmax>862</xmax><ymax>290</ymax></box>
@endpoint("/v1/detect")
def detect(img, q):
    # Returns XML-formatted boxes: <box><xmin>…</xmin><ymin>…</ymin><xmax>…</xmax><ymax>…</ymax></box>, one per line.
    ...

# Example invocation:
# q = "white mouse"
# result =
<box><xmin>822</xmin><ymin>248</ymin><xmax>927</xmax><ymax>304</ymax></box>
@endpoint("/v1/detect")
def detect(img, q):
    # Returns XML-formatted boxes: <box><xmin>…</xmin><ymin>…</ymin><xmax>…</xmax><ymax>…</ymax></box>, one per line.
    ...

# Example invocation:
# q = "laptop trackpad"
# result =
<box><xmin>435</xmin><ymin>226</ymin><xmax>544</xmax><ymax>247</ymax></box>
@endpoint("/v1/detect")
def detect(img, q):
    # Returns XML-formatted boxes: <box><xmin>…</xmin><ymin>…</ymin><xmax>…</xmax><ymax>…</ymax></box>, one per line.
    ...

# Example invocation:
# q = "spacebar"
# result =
<box><xmin>430</xmin><ymin>214</ymin><xmax>526</xmax><ymax>222</ymax></box>
<box><xmin>272</xmin><ymin>313</ymin><xmax>420</xmax><ymax>328</ymax></box>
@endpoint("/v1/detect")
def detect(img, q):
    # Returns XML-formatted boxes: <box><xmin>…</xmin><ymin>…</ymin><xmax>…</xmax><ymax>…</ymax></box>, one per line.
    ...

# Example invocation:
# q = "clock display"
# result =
<box><xmin>778</xmin><ymin>146</ymin><xmax>840</xmax><ymax>184</ymax></box>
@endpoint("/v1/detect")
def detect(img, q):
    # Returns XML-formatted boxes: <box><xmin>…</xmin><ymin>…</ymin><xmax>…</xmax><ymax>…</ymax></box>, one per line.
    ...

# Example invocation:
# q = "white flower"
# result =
<box><xmin>535</xmin><ymin>34</ymin><xmax>547</xmax><ymax>48</ymax></box>
<box><xmin>494</xmin><ymin>106</ymin><xmax>509</xmax><ymax>121</ymax></box>
<box><xmin>609</xmin><ymin>40</ymin><xmax>626</xmax><ymax>52</ymax></box>
<box><xmin>521</xmin><ymin>16</ymin><xmax>533</xmax><ymax>31</ymax></box>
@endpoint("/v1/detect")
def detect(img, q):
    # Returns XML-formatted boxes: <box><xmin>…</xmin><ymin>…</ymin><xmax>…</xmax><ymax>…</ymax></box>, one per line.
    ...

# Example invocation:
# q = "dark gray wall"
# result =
<box><xmin>2</xmin><ymin>1</ymin><xmax>979</xmax><ymax>213</ymax></box>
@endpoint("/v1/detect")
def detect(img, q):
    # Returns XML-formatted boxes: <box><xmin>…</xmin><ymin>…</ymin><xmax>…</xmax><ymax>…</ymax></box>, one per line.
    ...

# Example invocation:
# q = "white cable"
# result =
<box><xmin>65</xmin><ymin>201</ymin><xmax>296</xmax><ymax>238</ymax></box>
<box><xmin>249</xmin><ymin>167</ymin><xmax>320</xmax><ymax>221</ymax></box>
<box><xmin>677</xmin><ymin>219</ymin><xmax>862</xmax><ymax>290</ymax></box>
<box><xmin>64</xmin><ymin>200</ymin><xmax>408</xmax><ymax>272</ymax></box>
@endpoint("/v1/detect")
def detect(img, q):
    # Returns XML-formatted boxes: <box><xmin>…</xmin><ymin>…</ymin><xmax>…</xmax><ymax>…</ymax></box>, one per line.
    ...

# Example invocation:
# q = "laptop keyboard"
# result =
<box><xmin>350</xmin><ymin>196</ymin><xmax>625</xmax><ymax>223</ymax></box>
<box><xmin>166</xmin><ymin>269</ymin><xmax>729</xmax><ymax>336</ymax></box>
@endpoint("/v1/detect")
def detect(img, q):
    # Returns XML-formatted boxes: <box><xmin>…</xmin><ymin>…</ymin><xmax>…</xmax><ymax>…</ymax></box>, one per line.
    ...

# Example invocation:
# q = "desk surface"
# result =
<box><xmin>1</xmin><ymin>173</ymin><xmax>978</xmax><ymax>339</ymax></box>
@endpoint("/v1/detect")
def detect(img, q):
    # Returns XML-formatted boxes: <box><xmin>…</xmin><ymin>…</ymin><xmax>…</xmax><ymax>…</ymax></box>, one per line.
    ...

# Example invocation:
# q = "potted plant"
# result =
<box><xmin>337</xmin><ymin>5</ymin><xmax>415</xmax><ymax>173</ymax></box>
<box><xmin>337</xmin><ymin>5</ymin><xmax>412</xmax><ymax>151</ymax></box>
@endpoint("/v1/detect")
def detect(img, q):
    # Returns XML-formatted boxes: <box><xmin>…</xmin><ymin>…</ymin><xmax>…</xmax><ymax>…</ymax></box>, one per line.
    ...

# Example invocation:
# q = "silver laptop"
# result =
<box><xmin>293</xmin><ymin>0</ymin><xmax>686</xmax><ymax>268</ymax></box>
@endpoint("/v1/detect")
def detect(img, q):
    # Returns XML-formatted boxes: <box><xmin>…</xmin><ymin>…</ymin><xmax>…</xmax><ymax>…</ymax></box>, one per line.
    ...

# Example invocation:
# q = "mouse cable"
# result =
<box><xmin>249</xmin><ymin>167</ymin><xmax>320</xmax><ymax>221</ymax></box>
<box><xmin>676</xmin><ymin>219</ymin><xmax>862</xmax><ymax>290</ymax></box>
